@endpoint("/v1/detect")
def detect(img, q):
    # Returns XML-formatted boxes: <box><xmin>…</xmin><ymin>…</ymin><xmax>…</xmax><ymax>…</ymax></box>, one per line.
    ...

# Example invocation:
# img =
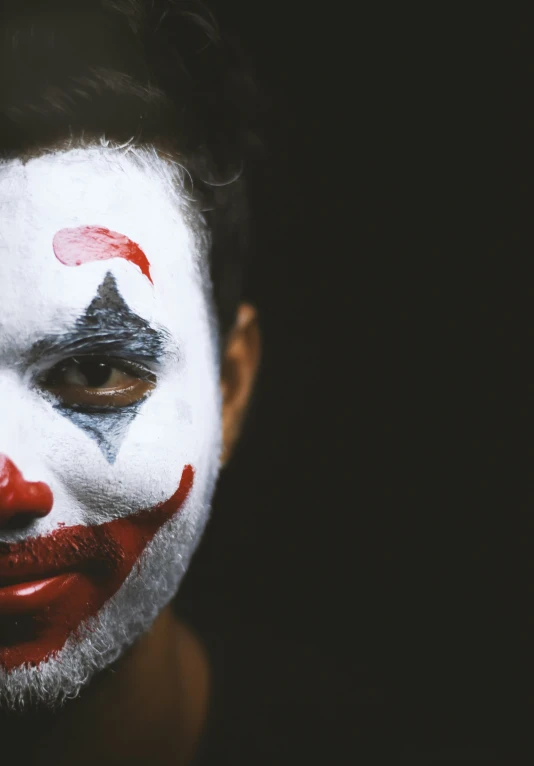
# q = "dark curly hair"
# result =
<box><xmin>0</xmin><ymin>0</ymin><xmax>261</xmax><ymax>339</ymax></box>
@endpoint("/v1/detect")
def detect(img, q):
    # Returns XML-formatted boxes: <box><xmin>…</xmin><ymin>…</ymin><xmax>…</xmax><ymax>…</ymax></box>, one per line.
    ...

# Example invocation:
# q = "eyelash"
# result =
<box><xmin>42</xmin><ymin>356</ymin><xmax>157</xmax><ymax>386</ymax></box>
<box><xmin>36</xmin><ymin>355</ymin><xmax>158</xmax><ymax>413</ymax></box>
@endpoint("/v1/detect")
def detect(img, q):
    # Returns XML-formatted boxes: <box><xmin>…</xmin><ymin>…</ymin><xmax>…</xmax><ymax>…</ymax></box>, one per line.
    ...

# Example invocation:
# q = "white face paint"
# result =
<box><xmin>0</xmin><ymin>145</ymin><xmax>222</xmax><ymax>708</ymax></box>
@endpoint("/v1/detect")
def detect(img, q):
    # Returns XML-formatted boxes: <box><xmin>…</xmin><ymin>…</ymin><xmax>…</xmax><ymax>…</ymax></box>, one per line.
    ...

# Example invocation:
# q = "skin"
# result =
<box><xmin>0</xmin><ymin>302</ymin><xmax>260</xmax><ymax>766</ymax></box>
<box><xmin>0</xmin><ymin>145</ymin><xmax>260</xmax><ymax>763</ymax></box>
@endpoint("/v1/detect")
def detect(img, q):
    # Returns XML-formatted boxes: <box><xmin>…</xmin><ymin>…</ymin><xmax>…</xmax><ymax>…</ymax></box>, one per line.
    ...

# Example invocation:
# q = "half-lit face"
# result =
<box><xmin>0</xmin><ymin>145</ymin><xmax>222</xmax><ymax>708</ymax></box>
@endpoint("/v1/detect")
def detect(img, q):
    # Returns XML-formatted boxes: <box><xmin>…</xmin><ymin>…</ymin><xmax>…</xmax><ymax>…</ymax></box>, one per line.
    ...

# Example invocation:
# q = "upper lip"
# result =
<box><xmin>0</xmin><ymin>465</ymin><xmax>194</xmax><ymax>591</ymax></box>
<box><xmin>0</xmin><ymin>525</ymin><xmax>108</xmax><ymax>588</ymax></box>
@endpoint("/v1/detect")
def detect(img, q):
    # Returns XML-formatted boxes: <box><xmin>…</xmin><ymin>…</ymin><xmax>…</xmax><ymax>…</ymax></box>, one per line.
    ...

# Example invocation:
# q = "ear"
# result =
<box><xmin>220</xmin><ymin>303</ymin><xmax>261</xmax><ymax>466</ymax></box>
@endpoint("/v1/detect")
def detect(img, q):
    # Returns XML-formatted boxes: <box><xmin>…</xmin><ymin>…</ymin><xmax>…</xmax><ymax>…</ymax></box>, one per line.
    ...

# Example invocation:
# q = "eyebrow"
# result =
<box><xmin>53</xmin><ymin>225</ymin><xmax>154</xmax><ymax>285</ymax></box>
<box><xmin>27</xmin><ymin>272</ymin><xmax>173</xmax><ymax>367</ymax></box>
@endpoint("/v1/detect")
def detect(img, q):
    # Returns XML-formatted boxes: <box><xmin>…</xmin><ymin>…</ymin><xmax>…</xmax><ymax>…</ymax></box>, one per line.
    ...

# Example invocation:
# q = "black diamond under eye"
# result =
<box><xmin>76</xmin><ymin>359</ymin><xmax>113</xmax><ymax>387</ymax></box>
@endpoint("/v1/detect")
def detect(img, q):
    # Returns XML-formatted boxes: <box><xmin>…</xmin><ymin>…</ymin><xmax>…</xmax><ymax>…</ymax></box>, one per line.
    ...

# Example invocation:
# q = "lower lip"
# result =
<box><xmin>0</xmin><ymin>573</ymin><xmax>80</xmax><ymax>614</ymax></box>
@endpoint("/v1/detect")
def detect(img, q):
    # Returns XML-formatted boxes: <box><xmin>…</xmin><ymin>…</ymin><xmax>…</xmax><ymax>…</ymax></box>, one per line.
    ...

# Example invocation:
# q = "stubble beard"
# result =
<box><xmin>0</xmin><ymin>457</ymin><xmax>219</xmax><ymax>712</ymax></box>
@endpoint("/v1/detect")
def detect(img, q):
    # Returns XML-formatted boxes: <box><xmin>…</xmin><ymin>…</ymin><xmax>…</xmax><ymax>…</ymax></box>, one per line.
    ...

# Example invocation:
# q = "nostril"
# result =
<box><xmin>0</xmin><ymin>454</ymin><xmax>54</xmax><ymax>529</ymax></box>
<box><xmin>1</xmin><ymin>512</ymin><xmax>46</xmax><ymax>531</ymax></box>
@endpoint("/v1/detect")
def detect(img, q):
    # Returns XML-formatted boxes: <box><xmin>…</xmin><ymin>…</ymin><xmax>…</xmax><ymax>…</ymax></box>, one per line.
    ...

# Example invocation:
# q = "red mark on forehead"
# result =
<box><xmin>53</xmin><ymin>225</ymin><xmax>153</xmax><ymax>285</ymax></box>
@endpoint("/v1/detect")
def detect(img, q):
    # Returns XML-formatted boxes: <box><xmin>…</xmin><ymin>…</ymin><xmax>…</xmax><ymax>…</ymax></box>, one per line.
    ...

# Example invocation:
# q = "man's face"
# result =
<box><xmin>0</xmin><ymin>146</ymin><xmax>222</xmax><ymax>708</ymax></box>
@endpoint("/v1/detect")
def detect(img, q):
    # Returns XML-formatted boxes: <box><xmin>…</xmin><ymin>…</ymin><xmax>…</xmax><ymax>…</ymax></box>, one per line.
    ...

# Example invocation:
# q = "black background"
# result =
<box><xmin>176</xmin><ymin>6</ymin><xmax>528</xmax><ymax>763</ymax></box>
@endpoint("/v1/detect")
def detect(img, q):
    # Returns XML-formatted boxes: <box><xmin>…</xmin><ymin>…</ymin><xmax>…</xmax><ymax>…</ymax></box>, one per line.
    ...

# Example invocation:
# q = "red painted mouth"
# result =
<box><xmin>0</xmin><ymin>465</ymin><xmax>194</xmax><ymax>671</ymax></box>
<box><xmin>0</xmin><ymin>573</ymin><xmax>81</xmax><ymax>614</ymax></box>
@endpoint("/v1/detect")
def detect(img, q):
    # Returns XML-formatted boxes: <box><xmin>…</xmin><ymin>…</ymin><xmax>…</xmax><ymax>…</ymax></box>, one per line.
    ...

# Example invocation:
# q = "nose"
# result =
<box><xmin>0</xmin><ymin>454</ymin><xmax>53</xmax><ymax>530</ymax></box>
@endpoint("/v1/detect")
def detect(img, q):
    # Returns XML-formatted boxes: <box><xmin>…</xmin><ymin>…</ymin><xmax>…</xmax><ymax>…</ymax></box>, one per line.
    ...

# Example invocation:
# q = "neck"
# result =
<box><xmin>0</xmin><ymin>606</ymin><xmax>210</xmax><ymax>766</ymax></box>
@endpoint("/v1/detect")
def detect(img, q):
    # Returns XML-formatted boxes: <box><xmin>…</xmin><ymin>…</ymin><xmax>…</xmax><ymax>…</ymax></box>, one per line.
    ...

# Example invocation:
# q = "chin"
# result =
<box><xmin>0</xmin><ymin>484</ymin><xmax>214</xmax><ymax>712</ymax></box>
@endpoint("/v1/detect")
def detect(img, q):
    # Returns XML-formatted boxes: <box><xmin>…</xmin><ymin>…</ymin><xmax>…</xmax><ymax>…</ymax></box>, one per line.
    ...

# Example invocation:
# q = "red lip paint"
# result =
<box><xmin>0</xmin><ymin>464</ymin><xmax>194</xmax><ymax>670</ymax></box>
<box><xmin>0</xmin><ymin>573</ymin><xmax>79</xmax><ymax>614</ymax></box>
<box><xmin>53</xmin><ymin>225</ymin><xmax>153</xmax><ymax>284</ymax></box>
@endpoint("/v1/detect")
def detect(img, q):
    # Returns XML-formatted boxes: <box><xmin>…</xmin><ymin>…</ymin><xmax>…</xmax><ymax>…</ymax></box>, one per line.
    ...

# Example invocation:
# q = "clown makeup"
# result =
<box><xmin>0</xmin><ymin>145</ymin><xmax>222</xmax><ymax>709</ymax></box>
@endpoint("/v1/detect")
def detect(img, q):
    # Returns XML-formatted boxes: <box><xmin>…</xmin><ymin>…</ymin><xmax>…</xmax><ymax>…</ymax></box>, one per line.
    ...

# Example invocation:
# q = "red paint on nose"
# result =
<box><xmin>53</xmin><ymin>225</ymin><xmax>153</xmax><ymax>284</ymax></box>
<box><xmin>0</xmin><ymin>455</ymin><xmax>53</xmax><ymax>529</ymax></box>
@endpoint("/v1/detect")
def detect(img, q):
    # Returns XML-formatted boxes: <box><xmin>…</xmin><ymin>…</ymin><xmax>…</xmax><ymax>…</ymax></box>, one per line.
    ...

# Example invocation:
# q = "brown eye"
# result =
<box><xmin>43</xmin><ymin>356</ymin><xmax>156</xmax><ymax>409</ymax></box>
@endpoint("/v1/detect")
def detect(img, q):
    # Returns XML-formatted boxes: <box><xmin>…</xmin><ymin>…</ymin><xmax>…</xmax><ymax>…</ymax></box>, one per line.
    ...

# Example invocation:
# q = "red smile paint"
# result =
<box><xmin>0</xmin><ymin>464</ymin><xmax>194</xmax><ymax>670</ymax></box>
<box><xmin>53</xmin><ymin>225</ymin><xmax>153</xmax><ymax>284</ymax></box>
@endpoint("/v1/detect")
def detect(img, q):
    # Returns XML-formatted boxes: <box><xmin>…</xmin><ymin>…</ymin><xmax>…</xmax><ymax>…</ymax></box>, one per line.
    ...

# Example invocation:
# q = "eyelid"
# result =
<box><xmin>38</xmin><ymin>355</ymin><xmax>158</xmax><ymax>412</ymax></box>
<box><xmin>41</xmin><ymin>355</ymin><xmax>158</xmax><ymax>388</ymax></box>
<box><xmin>27</xmin><ymin>340</ymin><xmax>164</xmax><ymax>376</ymax></box>
<box><xmin>54</xmin><ymin>381</ymin><xmax>155</xmax><ymax>410</ymax></box>
<box><xmin>77</xmin><ymin>356</ymin><xmax>157</xmax><ymax>382</ymax></box>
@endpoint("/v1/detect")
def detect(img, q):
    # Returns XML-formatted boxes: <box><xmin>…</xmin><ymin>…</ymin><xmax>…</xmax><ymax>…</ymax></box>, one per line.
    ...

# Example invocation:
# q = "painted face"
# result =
<box><xmin>0</xmin><ymin>146</ymin><xmax>221</xmax><ymax>708</ymax></box>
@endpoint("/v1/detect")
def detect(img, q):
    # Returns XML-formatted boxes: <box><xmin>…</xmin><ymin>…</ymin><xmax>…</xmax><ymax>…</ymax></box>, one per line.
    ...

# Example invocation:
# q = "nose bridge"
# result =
<box><xmin>0</xmin><ymin>371</ymin><xmax>47</xmax><ymax>482</ymax></box>
<box><xmin>0</xmin><ymin>374</ymin><xmax>56</xmax><ymax>530</ymax></box>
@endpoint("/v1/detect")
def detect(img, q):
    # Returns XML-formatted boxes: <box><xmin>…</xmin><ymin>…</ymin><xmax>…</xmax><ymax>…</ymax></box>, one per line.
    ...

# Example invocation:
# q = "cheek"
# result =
<box><xmin>45</xmin><ymin>355</ymin><xmax>220</xmax><ymax>527</ymax></box>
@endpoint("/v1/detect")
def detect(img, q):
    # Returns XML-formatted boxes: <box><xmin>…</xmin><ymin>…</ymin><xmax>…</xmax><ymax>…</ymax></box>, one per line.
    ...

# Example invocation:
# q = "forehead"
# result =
<box><xmin>0</xmin><ymin>146</ymin><xmax>210</xmax><ymax>342</ymax></box>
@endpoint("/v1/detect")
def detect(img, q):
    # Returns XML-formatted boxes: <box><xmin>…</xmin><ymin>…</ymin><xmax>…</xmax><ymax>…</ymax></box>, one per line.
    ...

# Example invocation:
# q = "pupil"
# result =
<box><xmin>78</xmin><ymin>361</ymin><xmax>112</xmax><ymax>387</ymax></box>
